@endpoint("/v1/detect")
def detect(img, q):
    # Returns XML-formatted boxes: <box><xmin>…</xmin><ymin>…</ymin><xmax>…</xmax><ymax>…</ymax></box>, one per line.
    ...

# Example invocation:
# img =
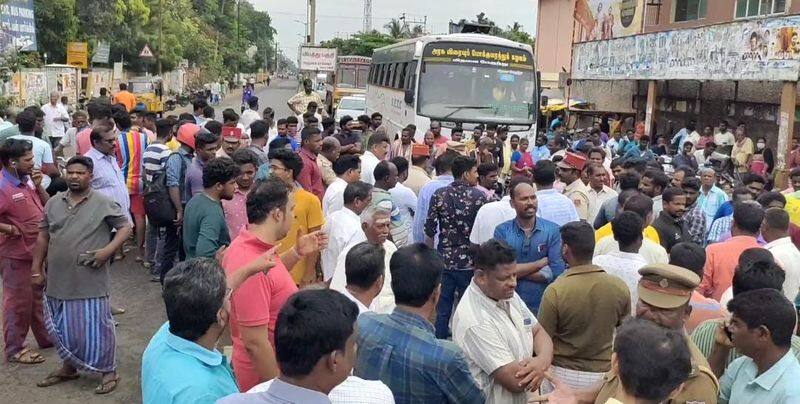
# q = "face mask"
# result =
<box><xmin>757</xmin><ymin>142</ymin><xmax>765</xmax><ymax>150</ymax></box>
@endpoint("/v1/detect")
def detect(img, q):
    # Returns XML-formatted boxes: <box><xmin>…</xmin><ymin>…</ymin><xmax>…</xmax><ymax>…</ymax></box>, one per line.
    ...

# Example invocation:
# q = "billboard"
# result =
<box><xmin>299</xmin><ymin>46</ymin><xmax>337</xmax><ymax>71</ymax></box>
<box><xmin>574</xmin><ymin>0</ymin><xmax>644</xmax><ymax>42</ymax></box>
<box><xmin>0</xmin><ymin>0</ymin><xmax>36</xmax><ymax>52</ymax></box>
<box><xmin>67</xmin><ymin>42</ymin><xmax>88</xmax><ymax>69</ymax></box>
<box><xmin>572</xmin><ymin>15</ymin><xmax>800</xmax><ymax>81</ymax></box>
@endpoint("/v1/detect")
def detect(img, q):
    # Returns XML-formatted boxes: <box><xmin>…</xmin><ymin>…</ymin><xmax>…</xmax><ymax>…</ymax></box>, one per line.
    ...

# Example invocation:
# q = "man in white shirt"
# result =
<box><xmin>389</xmin><ymin>156</ymin><xmax>419</xmax><ymax>233</ymax></box>
<box><xmin>239</xmin><ymin>97</ymin><xmax>261</xmax><ymax>130</ymax></box>
<box><xmin>11</xmin><ymin>109</ymin><xmax>58</xmax><ymax>189</ymax></box>
<box><xmin>586</xmin><ymin>163</ymin><xmax>618</xmax><ymax>225</ymax></box>
<box><xmin>335</xmin><ymin>242</ymin><xmax>386</xmax><ymax>314</ymax></box>
<box><xmin>249</xmin><ymin>377</ymin><xmax>395</xmax><ymax>404</ymax></box>
<box><xmin>41</xmin><ymin>91</ymin><xmax>70</xmax><ymax>147</ymax></box>
<box><xmin>330</xmin><ymin>207</ymin><xmax>397</xmax><ymax>314</ymax></box>
<box><xmin>593</xmin><ymin>194</ymin><xmax>668</xmax><ymax>265</ymax></box>
<box><xmin>470</xmin><ymin>178</ymin><xmax>528</xmax><ymax>245</ymax></box>
<box><xmin>762</xmin><ymin>208</ymin><xmax>800</xmax><ymax>303</ymax></box>
<box><xmin>322</xmin><ymin>181</ymin><xmax>372</xmax><ymax>281</ymax></box>
<box><xmin>360</xmin><ymin>133</ymin><xmax>390</xmax><ymax>185</ymax></box>
<box><xmin>593</xmin><ymin>212</ymin><xmax>648</xmax><ymax>313</ymax></box>
<box><xmin>322</xmin><ymin>155</ymin><xmax>362</xmax><ymax>216</ymax></box>
<box><xmin>452</xmin><ymin>240</ymin><xmax>554</xmax><ymax>404</ymax></box>
<box><xmin>714</xmin><ymin>120</ymin><xmax>736</xmax><ymax>155</ymax></box>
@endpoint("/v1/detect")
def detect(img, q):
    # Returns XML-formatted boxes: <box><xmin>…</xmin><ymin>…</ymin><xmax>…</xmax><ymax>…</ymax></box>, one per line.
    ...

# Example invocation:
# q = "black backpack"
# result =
<box><xmin>144</xmin><ymin>152</ymin><xmax>185</xmax><ymax>226</ymax></box>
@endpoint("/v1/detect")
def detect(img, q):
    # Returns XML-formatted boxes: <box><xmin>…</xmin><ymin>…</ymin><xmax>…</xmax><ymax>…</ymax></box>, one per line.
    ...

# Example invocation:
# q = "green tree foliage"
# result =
<box><xmin>30</xmin><ymin>0</ymin><xmax>276</xmax><ymax>78</ymax></box>
<box><xmin>456</xmin><ymin>13</ymin><xmax>535</xmax><ymax>49</ymax></box>
<box><xmin>320</xmin><ymin>31</ymin><xmax>399</xmax><ymax>57</ymax></box>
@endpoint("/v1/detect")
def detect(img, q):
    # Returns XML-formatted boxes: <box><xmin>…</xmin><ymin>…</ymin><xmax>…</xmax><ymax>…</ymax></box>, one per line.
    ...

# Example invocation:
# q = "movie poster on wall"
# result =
<box><xmin>574</xmin><ymin>0</ymin><xmax>644</xmax><ymax>42</ymax></box>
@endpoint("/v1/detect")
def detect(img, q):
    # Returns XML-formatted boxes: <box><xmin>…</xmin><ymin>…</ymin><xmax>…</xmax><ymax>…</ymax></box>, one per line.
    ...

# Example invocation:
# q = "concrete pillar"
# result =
<box><xmin>775</xmin><ymin>81</ymin><xmax>797</xmax><ymax>189</ymax></box>
<box><xmin>644</xmin><ymin>80</ymin><xmax>658</xmax><ymax>138</ymax></box>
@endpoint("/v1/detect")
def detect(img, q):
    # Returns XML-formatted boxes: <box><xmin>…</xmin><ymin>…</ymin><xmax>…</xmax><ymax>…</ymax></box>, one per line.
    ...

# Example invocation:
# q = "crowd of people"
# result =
<box><xmin>2</xmin><ymin>80</ymin><xmax>800</xmax><ymax>404</ymax></box>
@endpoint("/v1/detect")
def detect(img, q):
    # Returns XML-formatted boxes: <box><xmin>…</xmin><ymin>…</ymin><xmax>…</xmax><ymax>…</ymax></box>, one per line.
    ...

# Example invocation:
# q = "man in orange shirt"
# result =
<box><xmin>112</xmin><ymin>83</ymin><xmax>137</xmax><ymax>112</ymax></box>
<box><xmin>699</xmin><ymin>201</ymin><xmax>763</xmax><ymax>301</ymax></box>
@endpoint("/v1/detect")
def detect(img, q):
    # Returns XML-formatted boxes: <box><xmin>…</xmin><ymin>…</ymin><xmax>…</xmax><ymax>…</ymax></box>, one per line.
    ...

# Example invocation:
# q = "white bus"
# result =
<box><xmin>366</xmin><ymin>33</ymin><xmax>538</xmax><ymax>142</ymax></box>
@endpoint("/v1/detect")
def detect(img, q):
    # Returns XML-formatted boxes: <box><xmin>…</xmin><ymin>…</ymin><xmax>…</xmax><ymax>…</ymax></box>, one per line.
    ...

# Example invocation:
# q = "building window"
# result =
<box><xmin>736</xmin><ymin>0</ymin><xmax>786</xmax><ymax>18</ymax></box>
<box><xmin>674</xmin><ymin>0</ymin><xmax>707</xmax><ymax>22</ymax></box>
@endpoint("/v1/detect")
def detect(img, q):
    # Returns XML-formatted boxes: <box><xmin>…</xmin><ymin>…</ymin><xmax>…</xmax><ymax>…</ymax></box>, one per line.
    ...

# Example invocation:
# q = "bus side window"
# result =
<box><xmin>396</xmin><ymin>63</ymin><xmax>407</xmax><ymax>90</ymax></box>
<box><xmin>378</xmin><ymin>64</ymin><xmax>386</xmax><ymax>86</ymax></box>
<box><xmin>405</xmin><ymin>61</ymin><xmax>417</xmax><ymax>91</ymax></box>
<box><xmin>368</xmin><ymin>66</ymin><xmax>375</xmax><ymax>85</ymax></box>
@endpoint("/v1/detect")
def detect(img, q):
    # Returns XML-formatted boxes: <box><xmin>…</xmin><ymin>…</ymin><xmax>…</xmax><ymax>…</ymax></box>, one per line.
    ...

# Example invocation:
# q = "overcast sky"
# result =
<box><xmin>250</xmin><ymin>0</ymin><xmax>538</xmax><ymax>62</ymax></box>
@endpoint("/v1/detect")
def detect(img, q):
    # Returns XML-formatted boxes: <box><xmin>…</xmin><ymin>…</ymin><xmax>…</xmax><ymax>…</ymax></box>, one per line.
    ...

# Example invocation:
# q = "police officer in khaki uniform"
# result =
<box><xmin>593</xmin><ymin>264</ymin><xmax>719</xmax><ymax>404</ymax></box>
<box><xmin>557</xmin><ymin>152</ymin><xmax>590</xmax><ymax>221</ymax></box>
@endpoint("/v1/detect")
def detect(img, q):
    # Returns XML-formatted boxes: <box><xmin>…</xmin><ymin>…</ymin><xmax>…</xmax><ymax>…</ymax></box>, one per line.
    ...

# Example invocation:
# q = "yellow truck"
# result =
<box><xmin>325</xmin><ymin>56</ymin><xmax>371</xmax><ymax>114</ymax></box>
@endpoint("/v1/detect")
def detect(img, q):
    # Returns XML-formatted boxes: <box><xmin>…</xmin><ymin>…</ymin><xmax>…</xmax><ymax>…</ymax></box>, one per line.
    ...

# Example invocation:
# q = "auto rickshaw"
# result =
<box><xmin>128</xmin><ymin>77</ymin><xmax>164</xmax><ymax>115</ymax></box>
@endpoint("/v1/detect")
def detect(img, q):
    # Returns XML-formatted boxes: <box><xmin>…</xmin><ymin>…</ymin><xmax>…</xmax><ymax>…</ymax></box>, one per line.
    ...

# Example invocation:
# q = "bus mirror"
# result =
<box><xmin>404</xmin><ymin>89</ymin><xmax>414</xmax><ymax>104</ymax></box>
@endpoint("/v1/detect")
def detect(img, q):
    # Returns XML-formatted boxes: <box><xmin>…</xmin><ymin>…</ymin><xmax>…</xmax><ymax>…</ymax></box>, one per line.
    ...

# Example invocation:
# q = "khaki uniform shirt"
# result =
<box><xmin>564</xmin><ymin>179</ymin><xmax>590</xmax><ymax>221</ymax></box>
<box><xmin>595</xmin><ymin>337</ymin><xmax>719</xmax><ymax>404</ymax></box>
<box><xmin>404</xmin><ymin>165</ymin><xmax>432</xmax><ymax>196</ymax></box>
<box><xmin>538</xmin><ymin>265</ymin><xmax>631</xmax><ymax>373</ymax></box>
<box><xmin>317</xmin><ymin>153</ymin><xmax>336</xmax><ymax>186</ymax></box>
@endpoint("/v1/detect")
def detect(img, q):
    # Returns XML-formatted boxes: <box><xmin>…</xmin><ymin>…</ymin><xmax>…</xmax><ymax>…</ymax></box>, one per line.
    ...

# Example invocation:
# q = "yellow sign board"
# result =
<box><xmin>66</xmin><ymin>42</ymin><xmax>88</xmax><ymax>69</ymax></box>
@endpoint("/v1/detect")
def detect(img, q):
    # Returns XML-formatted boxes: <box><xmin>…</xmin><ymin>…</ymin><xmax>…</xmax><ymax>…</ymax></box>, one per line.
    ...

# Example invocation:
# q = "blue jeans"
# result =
<box><xmin>516</xmin><ymin>279</ymin><xmax>548</xmax><ymax>314</ymax></box>
<box><xmin>434</xmin><ymin>269</ymin><xmax>473</xmax><ymax>339</ymax></box>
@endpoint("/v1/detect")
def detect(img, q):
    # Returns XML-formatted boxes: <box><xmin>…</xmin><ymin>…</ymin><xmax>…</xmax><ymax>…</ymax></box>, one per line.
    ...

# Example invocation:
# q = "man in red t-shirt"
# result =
<box><xmin>222</xmin><ymin>178</ymin><xmax>326</xmax><ymax>391</ymax></box>
<box><xmin>77</xmin><ymin>102</ymin><xmax>115</xmax><ymax>156</ymax></box>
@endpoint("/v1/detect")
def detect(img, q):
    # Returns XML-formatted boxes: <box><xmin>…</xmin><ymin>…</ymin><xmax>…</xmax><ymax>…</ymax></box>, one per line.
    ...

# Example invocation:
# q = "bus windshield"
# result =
<box><xmin>337</xmin><ymin>65</ymin><xmax>370</xmax><ymax>89</ymax></box>
<box><xmin>418</xmin><ymin>42</ymin><xmax>536</xmax><ymax>125</ymax></box>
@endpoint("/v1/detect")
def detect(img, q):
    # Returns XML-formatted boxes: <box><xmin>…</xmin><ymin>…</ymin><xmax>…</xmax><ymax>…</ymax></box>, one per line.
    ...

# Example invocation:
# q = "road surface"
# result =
<box><xmin>174</xmin><ymin>78</ymin><xmax>298</xmax><ymax>122</ymax></box>
<box><xmin>0</xmin><ymin>79</ymin><xmax>299</xmax><ymax>403</ymax></box>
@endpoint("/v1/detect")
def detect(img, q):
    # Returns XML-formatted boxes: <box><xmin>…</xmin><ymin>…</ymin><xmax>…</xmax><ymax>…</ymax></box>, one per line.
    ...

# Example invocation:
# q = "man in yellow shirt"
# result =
<box><xmin>268</xmin><ymin>149</ymin><xmax>324</xmax><ymax>286</ymax></box>
<box><xmin>595</xmin><ymin>190</ymin><xmax>661</xmax><ymax>244</ymax></box>
<box><xmin>731</xmin><ymin>122</ymin><xmax>754</xmax><ymax>176</ymax></box>
<box><xmin>112</xmin><ymin>83</ymin><xmax>137</xmax><ymax>112</ymax></box>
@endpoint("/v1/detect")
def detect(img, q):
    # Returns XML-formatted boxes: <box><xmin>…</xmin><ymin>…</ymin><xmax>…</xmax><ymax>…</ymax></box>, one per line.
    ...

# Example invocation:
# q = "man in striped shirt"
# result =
<box><xmin>142</xmin><ymin>118</ymin><xmax>175</xmax><ymax>280</ymax></box>
<box><xmin>114</xmin><ymin>108</ymin><xmax>149</xmax><ymax>263</ymax></box>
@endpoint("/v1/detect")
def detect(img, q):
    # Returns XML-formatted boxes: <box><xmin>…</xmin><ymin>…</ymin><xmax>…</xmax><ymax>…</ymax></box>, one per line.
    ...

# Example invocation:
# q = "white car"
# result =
<box><xmin>334</xmin><ymin>95</ymin><xmax>366</xmax><ymax>124</ymax></box>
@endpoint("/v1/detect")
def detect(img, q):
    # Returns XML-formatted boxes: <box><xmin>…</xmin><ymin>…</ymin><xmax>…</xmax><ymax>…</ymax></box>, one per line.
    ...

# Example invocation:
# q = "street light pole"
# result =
<box><xmin>157</xmin><ymin>0</ymin><xmax>163</xmax><ymax>77</ymax></box>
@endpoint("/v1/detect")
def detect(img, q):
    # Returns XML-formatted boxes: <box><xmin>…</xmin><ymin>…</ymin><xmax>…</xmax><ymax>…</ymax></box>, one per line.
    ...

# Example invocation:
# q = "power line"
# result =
<box><xmin>270</xmin><ymin>11</ymin><xmax>394</xmax><ymax>20</ymax></box>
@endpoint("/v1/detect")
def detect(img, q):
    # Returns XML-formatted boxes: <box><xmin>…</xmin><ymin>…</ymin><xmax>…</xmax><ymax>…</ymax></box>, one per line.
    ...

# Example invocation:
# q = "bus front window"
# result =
<box><xmin>418</xmin><ymin>63</ymin><xmax>536</xmax><ymax>124</ymax></box>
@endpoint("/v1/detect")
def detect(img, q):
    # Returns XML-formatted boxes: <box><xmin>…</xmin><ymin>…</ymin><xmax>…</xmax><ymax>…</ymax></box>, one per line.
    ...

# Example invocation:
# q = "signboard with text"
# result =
<box><xmin>66</xmin><ymin>42</ymin><xmax>88</xmax><ymax>69</ymax></box>
<box><xmin>92</xmin><ymin>42</ymin><xmax>110</xmax><ymax>64</ymax></box>
<box><xmin>572</xmin><ymin>15</ymin><xmax>800</xmax><ymax>81</ymax></box>
<box><xmin>422</xmin><ymin>42</ymin><xmax>534</xmax><ymax>71</ymax></box>
<box><xmin>299</xmin><ymin>46</ymin><xmax>337</xmax><ymax>71</ymax></box>
<box><xmin>0</xmin><ymin>0</ymin><xmax>37</xmax><ymax>52</ymax></box>
<box><xmin>574</xmin><ymin>0</ymin><xmax>644</xmax><ymax>42</ymax></box>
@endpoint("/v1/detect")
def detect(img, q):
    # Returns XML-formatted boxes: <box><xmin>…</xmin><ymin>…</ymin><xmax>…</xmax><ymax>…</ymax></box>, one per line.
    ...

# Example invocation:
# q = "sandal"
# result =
<box><xmin>9</xmin><ymin>348</ymin><xmax>45</xmax><ymax>364</ymax></box>
<box><xmin>94</xmin><ymin>375</ymin><xmax>119</xmax><ymax>394</ymax></box>
<box><xmin>37</xmin><ymin>371</ymin><xmax>79</xmax><ymax>387</ymax></box>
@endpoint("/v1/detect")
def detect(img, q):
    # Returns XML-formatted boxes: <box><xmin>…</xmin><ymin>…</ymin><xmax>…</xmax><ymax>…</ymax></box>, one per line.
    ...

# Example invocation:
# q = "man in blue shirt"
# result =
<box><xmin>531</xmin><ymin>134</ymin><xmax>551</xmax><ymax>163</ymax></box>
<box><xmin>495</xmin><ymin>178</ymin><xmax>565</xmax><ymax>312</ymax></box>
<box><xmin>712</xmin><ymin>288</ymin><xmax>800</xmax><ymax>403</ymax></box>
<box><xmin>142</xmin><ymin>256</ymin><xmax>277</xmax><ymax>404</ymax></box>
<box><xmin>622</xmin><ymin>135</ymin><xmax>656</xmax><ymax>162</ymax></box>
<box><xmin>355</xmin><ymin>244</ymin><xmax>484</xmax><ymax>404</ymax></box>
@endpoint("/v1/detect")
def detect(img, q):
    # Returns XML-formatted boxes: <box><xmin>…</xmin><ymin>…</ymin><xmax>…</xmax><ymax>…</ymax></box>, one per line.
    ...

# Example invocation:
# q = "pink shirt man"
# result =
<box><xmin>699</xmin><ymin>235</ymin><xmax>760</xmax><ymax>301</ymax></box>
<box><xmin>222</xmin><ymin>188</ymin><xmax>249</xmax><ymax>240</ymax></box>
<box><xmin>297</xmin><ymin>147</ymin><xmax>324</xmax><ymax>201</ymax></box>
<box><xmin>222</xmin><ymin>229</ymin><xmax>298</xmax><ymax>392</ymax></box>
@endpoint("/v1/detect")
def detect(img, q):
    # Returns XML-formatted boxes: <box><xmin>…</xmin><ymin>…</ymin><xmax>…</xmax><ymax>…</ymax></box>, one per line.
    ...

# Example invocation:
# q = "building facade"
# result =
<box><xmin>537</xmin><ymin>0</ymin><xmax>800</xmax><ymax>182</ymax></box>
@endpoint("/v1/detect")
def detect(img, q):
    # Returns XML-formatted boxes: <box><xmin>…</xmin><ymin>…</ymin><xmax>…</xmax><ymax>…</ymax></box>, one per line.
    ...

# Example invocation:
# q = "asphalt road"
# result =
<box><xmin>175</xmin><ymin>78</ymin><xmax>298</xmax><ymax>122</ymax></box>
<box><xmin>0</xmin><ymin>79</ymin><xmax>300</xmax><ymax>403</ymax></box>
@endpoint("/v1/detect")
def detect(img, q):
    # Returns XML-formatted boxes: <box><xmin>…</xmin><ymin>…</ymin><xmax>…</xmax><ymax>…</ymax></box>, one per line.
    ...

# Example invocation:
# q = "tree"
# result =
<box><xmin>455</xmin><ymin>13</ymin><xmax>535</xmax><ymax>49</ymax></box>
<box><xmin>384</xmin><ymin>19</ymin><xmax>409</xmax><ymax>39</ymax></box>
<box><xmin>30</xmin><ymin>0</ymin><xmax>277</xmax><ymax>79</ymax></box>
<box><xmin>320</xmin><ymin>31</ymin><xmax>398</xmax><ymax>57</ymax></box>
<box><xmin>410</xmin><ymin>25</ymin><xmax>425</xmax><ymax>38</ymax></box>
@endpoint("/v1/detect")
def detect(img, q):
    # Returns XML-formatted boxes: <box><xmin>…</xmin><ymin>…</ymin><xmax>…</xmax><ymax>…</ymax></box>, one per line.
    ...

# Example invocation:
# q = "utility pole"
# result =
<box><xmin>308</xmin><ymin>0</ymin><xmax>316</xmax><ymax>44</ymax></box>
<box><xmin>363</xmin><ymin>0</ymin><xmax>372</xmax><ymax>32</ymax></box>
<box><xmin>157</xmin><ymin>0</ymin><xmax>163</xmax><ymax>77</ymax></box>
<box><xmin>236</xmin><ymin>0</ymin><xmax>241</xmax><ymax>82</ymax></box>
